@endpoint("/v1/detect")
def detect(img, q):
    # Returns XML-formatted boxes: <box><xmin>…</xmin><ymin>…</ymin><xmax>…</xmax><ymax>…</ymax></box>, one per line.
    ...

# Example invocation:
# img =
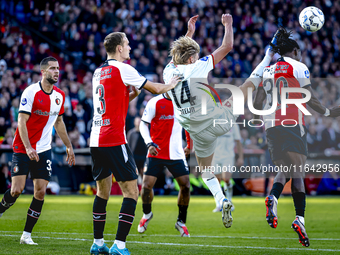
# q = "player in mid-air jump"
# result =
<box><xmin>163</xmin><ymin>14</ymin><xmax>278</xmax><ymax>228</ymax></box>
<box><xmin>253</xmin><ymin>27</ymin><xmax>340</xmax><ymax>247</ymax></box>
<box><xmin>0</xmin><ymin>57</ymin><xmax>75</xmax><ymax>245</ymax></box>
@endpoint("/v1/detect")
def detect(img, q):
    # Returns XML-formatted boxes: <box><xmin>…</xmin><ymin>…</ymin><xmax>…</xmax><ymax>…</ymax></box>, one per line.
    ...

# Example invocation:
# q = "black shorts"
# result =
<box><xmin>11</xmin><ymin>150</ymin><xmax>52</xmax><ymax>181</ymax></box>
<box><xmin>91</xmin><ymin>144</ymin><xmax>138</xmax><ymax>182</ymax></box>
<box><xmin>266</xmin><ymin>125</ymin><xmax>308</xmax><ymax>162</ymax></box>
<box><xmin>144</xmin><ymin>157</ymin><xmax>189</xmax><ymax>178</ymax></box>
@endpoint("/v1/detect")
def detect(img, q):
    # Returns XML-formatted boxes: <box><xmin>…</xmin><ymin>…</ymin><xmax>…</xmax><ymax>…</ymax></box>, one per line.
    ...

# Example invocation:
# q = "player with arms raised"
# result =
<box><xmin>163</xmin><ymin>15</ymin><xmax>278</xmax><ymax>228</ymax></box>
<box><xmin>0</xmin><ymin>57</ymin><xmax>75</xmax><ymax>245</ymax></box>
<box><xmin>253</xmin><ymin>27</ymin><xmax>340</xmax><ymax>247</ymax></box>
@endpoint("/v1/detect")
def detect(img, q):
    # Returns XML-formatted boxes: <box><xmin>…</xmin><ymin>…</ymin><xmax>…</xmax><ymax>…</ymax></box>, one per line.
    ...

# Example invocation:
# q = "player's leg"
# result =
<box><xmin>110</xmin><ymin>144</ymin><xmax>138</xmax><ymax>254</ymax></box>
<box><xmin>212</xmin><ymin>172</ymin><xmax>223</xmax><ymax>212</ymax></box>
<box><xmin>222</xmin><ymin>171</ymin><xmax>234</xmax><ymax>211</ymax></box>
<box><xmin>138</xmin><ymin>174</ymin><xmax>157</xmax><ymax>233</ymax></box>
<box><xmin>286</xmin><ymin>151</ymin><xmax>310</xmax><ymax>247</ymax></box>
<box><xmin>0</xmin><ymin>175</ymin><xmax>26</xmax><ymax>217</ymax></box>
<box><xmin>0</xmin><ymin>153</ymin><xmax>30</xmax><ymax>217</ymax></box>
<box><xmin>20</xmin><ymin>178</ymin><xmax>48</xmax><ymax>245</ymax></box>
<box><xmin>166</xmin><ymin>159</ymin><xmax>190</xmax><ymax>236</ymax></box>
<box><xmin>90</xmin><ymin>147</ymin><xmax>112</xmax><ymax>255</ymax></box>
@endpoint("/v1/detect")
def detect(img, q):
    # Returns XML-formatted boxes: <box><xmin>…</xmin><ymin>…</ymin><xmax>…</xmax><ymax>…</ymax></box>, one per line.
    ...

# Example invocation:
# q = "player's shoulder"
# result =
<box><xmin>284</xmin><ymin>57</ymin><xmax>308</xmax><ymax>70</ymax></box>
<box><xmin>147</xmin><ymin>94</ymin><xmax>163</xmax><ymax>105</ymax></box>
<box><xmin>23</xmin><ymin>82</ymin><xmax>41</xmax><ymax>95</ymax></box>
<box><xmin>53</xmin><ymin>86</ymin><xmax>65</xmax><ymax>97</ymax></box>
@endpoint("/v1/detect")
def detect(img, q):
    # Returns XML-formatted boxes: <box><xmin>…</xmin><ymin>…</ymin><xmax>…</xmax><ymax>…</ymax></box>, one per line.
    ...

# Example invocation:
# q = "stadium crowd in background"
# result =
<box><xmin>1</xmin><ymin>0</ymin><xmax>340</xmax><ymax>192</ymax></box>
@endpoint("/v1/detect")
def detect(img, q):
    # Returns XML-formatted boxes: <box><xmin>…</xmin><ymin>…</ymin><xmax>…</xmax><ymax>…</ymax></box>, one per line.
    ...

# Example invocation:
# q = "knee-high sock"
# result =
<box><xmin>0</xmin><ymin>189</ymin><xmax>17</xmax><ymax>213</ymax></box>
<box><xmin>93</xmin><ymin>196</ymin><xmax>108</xmax><ymax>240</ymax></box>
<box><xmin>24</xmin><ymin>197</ymin><xmax>44</xmax><ymax>233</ymax></box>
<box><xmin>116</xmin><ymin>198</ymin><xmax>137</xmax><ymax>242</ymax></box>
<box><xmin>202</xmin><ymin>172</ymin><xmax>225</xmax><ymax>205</ymax></box>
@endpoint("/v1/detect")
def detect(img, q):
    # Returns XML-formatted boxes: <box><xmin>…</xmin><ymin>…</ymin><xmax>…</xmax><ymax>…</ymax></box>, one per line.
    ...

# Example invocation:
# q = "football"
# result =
<box><xmin>299</xmin><ymin>6</ymin><xmax>325</xmax><ymax>32</ymax></box>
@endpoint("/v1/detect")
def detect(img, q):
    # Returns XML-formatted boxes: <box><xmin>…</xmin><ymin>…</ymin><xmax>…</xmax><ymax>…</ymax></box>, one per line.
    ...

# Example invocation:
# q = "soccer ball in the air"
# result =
<box><xmin>299</xmin><ymin>6</ymin><xmax>325</xmax><ymax>32</ymax></box>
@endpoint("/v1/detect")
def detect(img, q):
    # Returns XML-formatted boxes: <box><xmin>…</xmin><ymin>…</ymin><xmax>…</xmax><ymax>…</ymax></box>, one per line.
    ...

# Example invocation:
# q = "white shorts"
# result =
<box><xmin>190</xmin><ymin>103</ymin><xmax>237</xmax><ymax>158</ymax></box>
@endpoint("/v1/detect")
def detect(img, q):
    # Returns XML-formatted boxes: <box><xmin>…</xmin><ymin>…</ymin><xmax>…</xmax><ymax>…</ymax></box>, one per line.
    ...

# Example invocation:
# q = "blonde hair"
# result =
<box><xmin>169</xmin><ymin>36</ymin><xmax>200</xmax><ymax>65</ymax></box>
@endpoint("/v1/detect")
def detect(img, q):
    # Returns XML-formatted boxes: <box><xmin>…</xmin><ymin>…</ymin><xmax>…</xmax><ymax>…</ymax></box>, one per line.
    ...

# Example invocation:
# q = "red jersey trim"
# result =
<box><xmin>211</xmin><ymin>54</ymin><xmax>215</xmax><ymax>68</ymax></box>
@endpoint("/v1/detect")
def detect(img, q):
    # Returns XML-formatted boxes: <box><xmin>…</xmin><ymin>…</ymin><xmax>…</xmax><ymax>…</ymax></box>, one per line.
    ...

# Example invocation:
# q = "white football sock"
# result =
<box><xmin>297</xmin><ymin>216</ymin><xmax>305</xmax><ymax>225</ymax></box>
<box><xmin>114</xmin><ymin>240</ymin><xmax>126</xmax><ymax>249</ymax></box>
<box><xmin>226</xmin><ymin>182</ymin><xmax>233</xmax><ymax>202</ymax></box>
<box><xmin>202</xmin><ymin>172</ymin><xmax>225</xmax><ymax>206</ymax></box>
<box><xmin>94</xmin><ymin>238</ymin><xmax>104</xmax><ymax>246</ymax></box>
<box><xmin>22</xmin><ymin>231</ymin><xmax>31</xmax><ymax>237</ymax></box>
<box><xmin>143</xmin><ymin>212</ymin><xmax>152</xmax><ymax>219</ymax></box>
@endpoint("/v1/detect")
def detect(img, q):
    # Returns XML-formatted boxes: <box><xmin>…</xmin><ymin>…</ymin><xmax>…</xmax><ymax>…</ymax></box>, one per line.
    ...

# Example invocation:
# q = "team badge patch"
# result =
<box><xmin>21</xmin><ymin>98</ymin><xmax>27</xmax><ymax>106</ymax></box>
<box><xmin>13</xmin><ymin>165</ymin><xmax>19</xmax><ymax>173</ymax></box>
<box><xmin>304</xmin><ymin>70</ymin><xmax>310</xmax><ymax>78</ymax></box>
<box><xmin>55</xmin><ymin>98</ymin><xmax>61</xmax><ymax>105</ymax></box>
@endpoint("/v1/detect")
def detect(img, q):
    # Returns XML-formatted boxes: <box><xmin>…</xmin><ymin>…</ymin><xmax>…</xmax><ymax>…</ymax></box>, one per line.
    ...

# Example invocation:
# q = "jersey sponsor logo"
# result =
<box><xmin>159</xmin><ymin>115</ymin><xmax>175</xmax><ymax>120</ymax></box>
<box><xmin>13</xmin><ymin>165</ymin><xmax>19</xmax><ymax>173</ymax></box>
<box><xmin>33</xmin><ymin>109</ymin><xmax>59</xmax><ymax>116</ymax></box>
<box><xmin>21</xmin><ymin>98</ymin><xmax>27</xmax><ymax>106</ymax></box>
<box><xmin>55</xmin><ymin>98</ymin><xmax>61</xmax><ymax>105</ymax></box>
<box><xmin>304</xmin><ymin>70</ymin><xmax>310</xmax><ymax>78</ymax></box>
<box><xmin>94</xmin><ymin>119</ymin><xmax>110</xmax><ymax>126</ymax></box>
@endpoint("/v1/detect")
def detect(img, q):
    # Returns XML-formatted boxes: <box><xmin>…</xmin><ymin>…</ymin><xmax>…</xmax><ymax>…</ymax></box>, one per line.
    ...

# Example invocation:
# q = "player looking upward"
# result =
<box><xmin>0</xmin><ymin>57</ymin><xmax>76</xmax><ymax>245</ymax></box>
<box><xmin>163</xmin><ymin>14</ymin><xmax>278</xmax><ymax>228</ymax></box>
<box><xmin>253</xmin><ymin>27</ymin><xmax>340</xmax><ymax>247</ymax></box>
<box><xmin>89</xmin><ymin>32</ymin><xmax>180</xmax><ymax>255</ymax></box>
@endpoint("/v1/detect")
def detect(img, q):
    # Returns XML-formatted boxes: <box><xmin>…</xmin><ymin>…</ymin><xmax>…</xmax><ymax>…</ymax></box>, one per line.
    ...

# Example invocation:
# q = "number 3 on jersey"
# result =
<box><xmin>96</xmin><ymin>85</ymin><xmax>106</xmax><ymax>114</ymax></box>
<box><xmin>171</xmin><ymin>80</ymin><xmax>196</xmax><ymax>109</ymax></box>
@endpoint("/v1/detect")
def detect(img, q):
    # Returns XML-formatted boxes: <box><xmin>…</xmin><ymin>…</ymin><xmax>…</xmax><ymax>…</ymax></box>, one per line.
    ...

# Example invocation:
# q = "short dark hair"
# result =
<box><xmin>40</xmin><ymin>57</ymin><xmax>58</xmax><ymax>70</ymax></box>
<box><xmin>104</xmin><ymin>32</ymin><xmax>126</xmax><ymax>55</ymax></box>
<box><xmin>270</xmin><ymin>27</ymin><xmax>300</xmax><ymax>56</ymax></box>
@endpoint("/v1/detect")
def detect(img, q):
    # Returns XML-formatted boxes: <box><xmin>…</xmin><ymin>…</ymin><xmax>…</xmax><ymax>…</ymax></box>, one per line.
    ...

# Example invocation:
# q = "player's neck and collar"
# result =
<box><xmin>106</xmin><ymin>54</ymin><xmax>122</xmax><ymax>63</ymax></box>
<box><xmin>40</xmin><ymin>79</ymin><xmax>54</xmax><ymax>95</ymax></box>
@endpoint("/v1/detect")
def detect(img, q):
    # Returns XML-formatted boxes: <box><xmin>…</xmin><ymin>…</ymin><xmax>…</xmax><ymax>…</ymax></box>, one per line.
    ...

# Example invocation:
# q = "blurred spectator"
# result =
<box><xmin>321</xmin><ymin>118</ymin><xmax>340</xmax><ymax>150</ymax></box>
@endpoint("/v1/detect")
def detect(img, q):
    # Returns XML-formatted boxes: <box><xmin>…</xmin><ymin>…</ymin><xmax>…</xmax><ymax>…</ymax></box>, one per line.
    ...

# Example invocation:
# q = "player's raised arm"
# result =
<box><xmin>143</xmin><ymin>75</ymin><xmax>181</xmax><ymax>94</ymax></box>
<box><xmin>211</xmin><ymin>14</ymin><xmax>233</xmax><ymax>65</ymax></box>
<box><xmin>185</xmin><ymin>15</ymin><xmax>198</xmax><ymax>38</ymax></box>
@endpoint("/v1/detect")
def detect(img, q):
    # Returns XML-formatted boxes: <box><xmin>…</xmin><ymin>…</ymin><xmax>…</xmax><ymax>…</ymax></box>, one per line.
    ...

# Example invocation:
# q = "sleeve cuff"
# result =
<box><xmin>303</xmin><ymin>84</ymin><xmax>311</xmax><ymax>88</ymax></box>
<box><xmin>139</xmin><ymin>79</ymin><xmax>148</xmax><ymax>90</ymax></box>
<box><xmin>141</xmin><ymin>119</ymin><xmax>150</xmax><ymax>124</ymax></box>
<box><xmin>211</xmin><ymin>54</ymin><xmax>215</xmax><ymax>69</ymax></box>
<box><xmin>19</xmin><ymin>110</ymin><xmax>31</xmax><ymax>115</ymax></box>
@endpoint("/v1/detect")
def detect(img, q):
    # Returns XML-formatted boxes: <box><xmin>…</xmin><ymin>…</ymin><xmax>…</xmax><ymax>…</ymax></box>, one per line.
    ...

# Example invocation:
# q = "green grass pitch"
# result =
<box><xmin>0</xmin><ymin>195</ymin><xmax>339</xmax><ymax>254</ymax></box>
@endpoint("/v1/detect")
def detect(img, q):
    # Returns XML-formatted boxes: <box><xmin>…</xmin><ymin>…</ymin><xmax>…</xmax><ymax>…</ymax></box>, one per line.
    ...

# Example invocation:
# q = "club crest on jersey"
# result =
<box><xmin>13</xmin><ymin>165</ymin><xmax>19</xmax><ymax>173</ymax></box>
<box><xmin>21</xmin><ymin>98</ymin><xmax>27</xmax><ymax>106</ymax></box>
<box><xmin>55</xmin><ymin>98</ymin><xmax>61</xmax><ymax>105</ymax></box>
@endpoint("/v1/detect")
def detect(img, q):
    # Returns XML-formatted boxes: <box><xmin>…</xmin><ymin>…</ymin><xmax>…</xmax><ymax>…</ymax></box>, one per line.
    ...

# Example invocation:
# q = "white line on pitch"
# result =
<box><xmin>1</xmin><ymin>234</ymin><xmax>340</xmax><ymax>252</ymax></box>
<box><xmin>0</xmin><ymin>230</ymin><xmax>339</xmax><ymax>241</ymax></box>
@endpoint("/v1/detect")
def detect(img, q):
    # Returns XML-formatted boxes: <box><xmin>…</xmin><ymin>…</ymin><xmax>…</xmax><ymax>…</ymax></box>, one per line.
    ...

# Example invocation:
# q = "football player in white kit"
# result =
<box><xmin>163</xmin><ymin>14</ymin><xmax>278</xmax><ymax>228</ymax></box>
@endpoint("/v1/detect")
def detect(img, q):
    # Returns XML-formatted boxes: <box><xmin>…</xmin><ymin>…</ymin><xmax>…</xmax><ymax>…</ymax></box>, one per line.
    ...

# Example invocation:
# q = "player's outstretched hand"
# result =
<box><xmin>66</xmin><ymin>147</ymin><xmax>76</xmax><ymax>166</ymax></box>
<box><xmin>26</xmin><ymin>147</ymin><xmax>39</xmax><ymax>162</ymax></box>
<box><xmin>168</xmin><ymin>75</ymin><xmax>182</xmax><ymax>89</ymax></box>
<box><xmin>329</xmin><ymin>106</ymin><xmax>340</xmax><ymax>118</ymax></box>
<box><xmin>187</xmin><ymin>15</ymin><xmax>198</xmax><ymax>34</ymax></box>
<box><xmin>222</xmin><ymin>14</ymin><xmax>232</xmax><ymax>27</ymax></box>
<box><xmin>131</xmin><ymin>86</ymin><xmax>141</xmax><ymax>96</ymax></box>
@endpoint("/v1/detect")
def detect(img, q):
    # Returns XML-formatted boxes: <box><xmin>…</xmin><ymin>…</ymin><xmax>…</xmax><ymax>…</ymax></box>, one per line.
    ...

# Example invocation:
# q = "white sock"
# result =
<box><xmin>114</xmin><ymin>240</ymin><xmax>126</xmax><ymax>249</ymax></box>
<box><xmin>22</xmin><ymin>231</ymin><xmax>31</xmax><ymax>237</ymax></box>
<box><xmin>297</xmin><ymin>216</ymin><xmax>305</xmax><ymax>225</ymax></box>
<box><xmin>215</xmin><ymin>195</ymin><xmax>221</xmax><ymax>207</ymax></box>
<box><xmin>226</xmin><ymin>182</ymin><xmax>233</xmax><ymax>202</ymax></box>
<box><xmin>143</xmin><ymin>212</ymin><xmax>152</xmax><ymax>219</ymax></box>
<box><xmin>94</xmin><ymin>238</ymin><xmax>104</xmax><ymax>246</ymax></box>
<box><xmin>202</xmin><ymin>172</ymin><xmax>225</xmax><ymax>206</ymax></box>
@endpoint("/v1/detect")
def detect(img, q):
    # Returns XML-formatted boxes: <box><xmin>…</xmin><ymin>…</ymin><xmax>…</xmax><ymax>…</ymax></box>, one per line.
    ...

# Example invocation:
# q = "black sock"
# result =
<box><xmin>292</xmin><ymin>192</ymin><xmax>306</xmax><ymax>217</ymax></box>
<box><xmin>24</xmin><ymin>197</ymin><xmax>44</xmax><ymax>233</ymax></box>
<box><xmin>270</xmin><ymin>182</ymin><xmax>284</xmax><ymax>200</ymax></box>
<box><xmin>0</xmin><ymin>189</ymin><xmax>17</xmax><ymax>213</ymax></box>
<box><xmin>116</xmin><ymin>198</ymin><xmax>136</xmax><ymax>242</ymax></box>
<box><xmin>142</xmin><ymin>203</ymin><xmax>151</xmax><ymax>215</ymax></box>
<box><xmin>177</xmin><ymin>205</ymin><xmax>188</xmax><ymax>223</ymax></box>
<box><xmin>93</xmin><ymin>196</ymin><xmax>108</xmax><ymax>239</ymax></box>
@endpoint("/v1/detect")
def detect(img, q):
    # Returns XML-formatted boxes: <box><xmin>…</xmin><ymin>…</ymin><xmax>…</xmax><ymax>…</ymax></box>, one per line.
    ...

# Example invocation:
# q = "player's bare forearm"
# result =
<box><xmin>18</xmin><ymin>113</ymin><xmax>32</xmax><ymax>150</ymax></box>
<box><xmin>129</xmin><ymin>86</ymin><xmax>141</xmax><ymax>102</ymax></box>
<box><xmin>212</xmin><ymin>14</ymin><xmax>233</xmax><ymax>65</ymax></box>
<box><xmin>54</xmin><ymin>116</ymin><xmax>72</xmax><ymax>148</ymax></box>
<box><xmin>143</xmin><ymin>76</ymin><xmax>181</xmax><ymax>94</ymax></box>
<box><xmin>306</xmin><ymin>87</ymin><xmax>326</xmax><ymax>114</ymax></box>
